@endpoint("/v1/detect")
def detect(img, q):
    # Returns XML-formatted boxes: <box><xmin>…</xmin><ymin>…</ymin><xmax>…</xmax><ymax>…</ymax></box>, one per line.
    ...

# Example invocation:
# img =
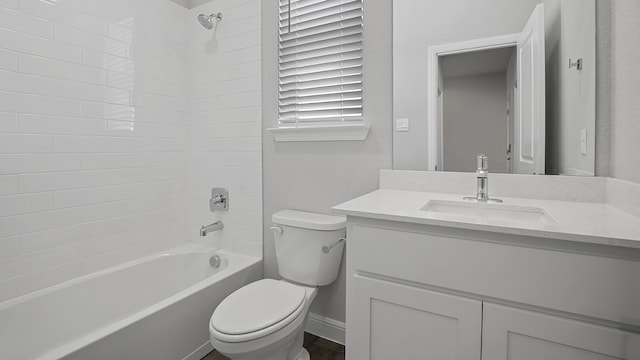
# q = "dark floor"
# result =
<box><xmin>201</xmin><ymin>332</ymin><xmax>345</xmax><ymax>360</ymax></box>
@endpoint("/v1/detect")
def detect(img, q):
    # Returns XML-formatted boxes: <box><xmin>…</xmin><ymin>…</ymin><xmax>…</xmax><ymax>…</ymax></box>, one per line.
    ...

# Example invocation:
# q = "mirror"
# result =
<box><xmin>393</xmin><ymin>0</ymin><xmax>596</xmax><ymax>176</ymax></box>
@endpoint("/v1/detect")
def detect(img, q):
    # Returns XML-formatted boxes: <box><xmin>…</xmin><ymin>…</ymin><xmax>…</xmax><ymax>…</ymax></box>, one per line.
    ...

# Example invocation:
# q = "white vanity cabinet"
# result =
<box><xmin>482</xmin><ymin>303</ymin><xmax>640</xmax><ymax>360</ymax></box>
<box><xmin>351</xmin><ymin>275</ymin><xmax>482</xmax><ymax>359</ymax></box>
<box><xmin>345</xmin><ymin>217</ymin><xmax>640</xmax><ymax>360</ymax></box>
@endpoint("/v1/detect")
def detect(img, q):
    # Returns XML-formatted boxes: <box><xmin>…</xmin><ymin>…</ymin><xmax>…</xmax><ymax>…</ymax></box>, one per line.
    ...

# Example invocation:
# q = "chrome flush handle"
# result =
<box><xmin>270</xmin><ymin>226</ymin><xmax>283</xmax><ymax>235</ymax></box>
<box><xmin>322</xmin><ymin>238</ymin><xmax>346</xmax><ymax>254</ymax></box>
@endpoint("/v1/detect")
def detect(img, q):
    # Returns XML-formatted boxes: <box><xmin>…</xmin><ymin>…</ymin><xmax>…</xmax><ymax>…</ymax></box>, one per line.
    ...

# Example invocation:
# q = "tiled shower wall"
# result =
<box><xmin>184</xmin><ymin>0</ymin><xmax>262</xmax><ymax>257</ymax></box>
<box><xmin>0</xmin><ymin>0</ymin><xmax>262</xmax><ymax>302</ymax></box>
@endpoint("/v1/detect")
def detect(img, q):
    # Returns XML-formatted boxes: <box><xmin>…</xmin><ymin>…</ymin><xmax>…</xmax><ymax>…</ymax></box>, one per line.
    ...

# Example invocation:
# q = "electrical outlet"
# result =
<box><xmin>580</xmin><ymin>129</ymin><xmax>587</xmax><ymax>155</ymax></box>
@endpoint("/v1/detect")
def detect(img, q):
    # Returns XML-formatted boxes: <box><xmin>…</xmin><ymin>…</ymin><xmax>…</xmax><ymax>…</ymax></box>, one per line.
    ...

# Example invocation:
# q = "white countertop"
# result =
<box><xmin>333</xmin><ymin>189</ymin><xmax>640</xmax><ymax>249</ymax></box>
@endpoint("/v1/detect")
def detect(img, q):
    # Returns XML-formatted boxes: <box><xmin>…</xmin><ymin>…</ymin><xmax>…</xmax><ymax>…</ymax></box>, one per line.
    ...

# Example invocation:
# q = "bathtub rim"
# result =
<box><xmin>0</xmin><ymin>243</ymin><xmax>262</xmax><ymax>360</ymax></box>
<box><xmin>0</xmin><ymin>243</ymin><xmax>251</xmax><ymax>309</ymax></box>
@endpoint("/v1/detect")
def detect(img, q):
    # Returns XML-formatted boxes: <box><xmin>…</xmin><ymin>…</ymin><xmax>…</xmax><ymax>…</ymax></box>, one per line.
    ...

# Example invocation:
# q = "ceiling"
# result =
<box><xmin>169</xmin><ymin>0</ymin><xmax>212</xmax><ymax>9</ymax></box>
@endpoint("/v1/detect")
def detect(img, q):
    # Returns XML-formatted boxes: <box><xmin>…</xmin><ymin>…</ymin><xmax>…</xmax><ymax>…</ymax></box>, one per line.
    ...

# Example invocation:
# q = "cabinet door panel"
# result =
<box><xmin>482</xmin><ymin>303</ymin><xmax>640</xmax><ymax>360</ymax></box>
<box><xmin>348</xmin><ymin>275</ymin><xmax>481</xmax><ymax>360</ymax></box>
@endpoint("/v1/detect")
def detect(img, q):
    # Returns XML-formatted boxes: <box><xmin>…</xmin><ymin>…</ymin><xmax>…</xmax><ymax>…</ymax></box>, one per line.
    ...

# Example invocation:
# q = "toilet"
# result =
<box><xmin>209</xmin><ymin>210</ymin><xmax>346</xmax><ymax>360</ymax></box>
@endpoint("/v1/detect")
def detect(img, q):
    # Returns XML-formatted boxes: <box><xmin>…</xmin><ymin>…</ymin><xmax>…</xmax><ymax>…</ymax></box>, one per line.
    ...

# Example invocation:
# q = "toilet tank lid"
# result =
<box><xmin>272</xmin><ymin>210</ymin><xmax>346</xmax><ymax>231</ymax></box>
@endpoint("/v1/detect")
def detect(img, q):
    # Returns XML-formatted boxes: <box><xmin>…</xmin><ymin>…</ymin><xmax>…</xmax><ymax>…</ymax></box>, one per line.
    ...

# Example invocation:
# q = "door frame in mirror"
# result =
<box><xmin>427</xmin><ymin>34</ymin><xmax>520</xmax><ymax>171</ymax></box>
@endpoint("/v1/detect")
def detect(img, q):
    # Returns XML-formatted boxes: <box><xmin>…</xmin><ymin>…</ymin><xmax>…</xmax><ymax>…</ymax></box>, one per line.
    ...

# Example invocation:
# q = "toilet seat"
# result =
<box><xmin>210</xmin><ymin>279</ymin><xmax>307</xmax><ymax>343</ymax></box>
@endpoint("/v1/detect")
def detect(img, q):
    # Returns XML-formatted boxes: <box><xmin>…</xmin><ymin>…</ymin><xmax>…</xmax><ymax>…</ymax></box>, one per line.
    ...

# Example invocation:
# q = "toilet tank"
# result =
<box><xmin>272</xmin><ymin>210</ymin><xmax>346</xmax><ymax>286</ymax></box>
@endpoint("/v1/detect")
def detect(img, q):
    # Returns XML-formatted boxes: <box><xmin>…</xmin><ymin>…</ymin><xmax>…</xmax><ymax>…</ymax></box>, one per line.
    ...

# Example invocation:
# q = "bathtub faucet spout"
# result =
<box><xmin>200</xmin><ymin>221</ymin><xmax>223</xmax><ymax>236</ymax></box>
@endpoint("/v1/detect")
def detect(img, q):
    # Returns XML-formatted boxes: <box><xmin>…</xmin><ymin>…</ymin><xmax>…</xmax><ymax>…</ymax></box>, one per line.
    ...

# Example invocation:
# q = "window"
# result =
<box><xmin>270</xmin><ymin>0</ymin><xmax>369</xmax><ymax>141</ymax></box>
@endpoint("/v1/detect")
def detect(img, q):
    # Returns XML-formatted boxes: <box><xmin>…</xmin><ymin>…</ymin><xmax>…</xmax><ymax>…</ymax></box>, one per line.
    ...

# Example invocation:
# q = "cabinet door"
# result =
<box><xmin>482</xmin><ymin>303</ymin><xmax>640</xmax><ymax>360</ymax></box>
<box><xmin>348</xmin><ymin>275</ymin><xmax>482</xmax><ymax>360</ymax></box>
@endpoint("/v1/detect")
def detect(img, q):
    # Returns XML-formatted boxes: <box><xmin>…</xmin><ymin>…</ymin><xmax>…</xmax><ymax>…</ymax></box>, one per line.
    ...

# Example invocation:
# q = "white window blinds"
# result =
<box><xmin>278</xmin><ymin>0</ymin><xmax>363</xmax><ymax>127</ymax></box>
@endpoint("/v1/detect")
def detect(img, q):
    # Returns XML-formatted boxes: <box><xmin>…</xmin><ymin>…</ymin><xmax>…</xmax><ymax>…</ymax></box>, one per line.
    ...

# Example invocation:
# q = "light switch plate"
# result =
<box><xmin>396</xmin><ymin>118</ymin><xmax>409</xmax><ymax>132</ymax></box>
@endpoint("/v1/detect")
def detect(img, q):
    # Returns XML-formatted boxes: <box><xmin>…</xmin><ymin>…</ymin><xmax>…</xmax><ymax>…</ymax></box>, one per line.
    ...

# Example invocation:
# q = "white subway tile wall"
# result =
<box><xmin>0</xmin><ymin>0</ymin><xmax>262</xmax><ymax>302</ymax></box>
<box><xmin>185</xmin><ymin>0</ymin><xmax>262</xmax><ymax>258</ymax></box>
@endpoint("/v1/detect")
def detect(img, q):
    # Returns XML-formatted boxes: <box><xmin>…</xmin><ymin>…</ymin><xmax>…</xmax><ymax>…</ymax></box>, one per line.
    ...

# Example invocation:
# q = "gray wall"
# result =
<box><xmin>545</xmin><ymin>0</ymin><xmax>596</xmax><ymax>176</ymax></box>
<box><xmin>261</xmin><ymin>0</ymin><xmax>393</xmax><ymax>324</ymax></box>
<box><xmin>609</xmin><ymin>0</ymin><xmax>640</xmax><ymax>183</ymax></box>
<box><xmin>442</xmin><ymin>73</ymin><xmax>508</xmax><ymax>173</ymax></box>
<box><xmin>595</xmin><ymin>0</ymin><xmax>612</xmax><ymax>177</ymax></box>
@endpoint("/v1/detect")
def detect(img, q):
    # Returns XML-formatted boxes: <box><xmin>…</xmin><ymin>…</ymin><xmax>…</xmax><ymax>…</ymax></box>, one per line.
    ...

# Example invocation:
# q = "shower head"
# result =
<box><xmin>198</xmin><ymin>12</ymin><xmax>222</xmax><ymax>30</ymax></box>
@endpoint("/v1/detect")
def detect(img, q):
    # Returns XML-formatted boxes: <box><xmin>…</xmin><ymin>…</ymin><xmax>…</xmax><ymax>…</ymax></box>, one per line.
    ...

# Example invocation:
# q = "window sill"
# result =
<box><xmin>268</xmin><ymin>124</ymin><xmax>370</xmax><ymax>142</ymax></box>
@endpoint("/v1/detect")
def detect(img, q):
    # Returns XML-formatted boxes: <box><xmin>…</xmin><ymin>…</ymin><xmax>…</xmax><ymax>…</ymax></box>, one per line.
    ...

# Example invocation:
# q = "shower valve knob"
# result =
<box><xmin>210</xmin><ymin>187</ymin><xmax>229</xmax><ymax>212</ymax></box>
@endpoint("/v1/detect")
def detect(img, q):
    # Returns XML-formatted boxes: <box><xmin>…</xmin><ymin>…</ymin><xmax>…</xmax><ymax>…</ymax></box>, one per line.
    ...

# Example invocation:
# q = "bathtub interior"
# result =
<box><xmin>0</xmin><ymin>243</ymin><xmax>261</xmax><ymax>360</ymax></box>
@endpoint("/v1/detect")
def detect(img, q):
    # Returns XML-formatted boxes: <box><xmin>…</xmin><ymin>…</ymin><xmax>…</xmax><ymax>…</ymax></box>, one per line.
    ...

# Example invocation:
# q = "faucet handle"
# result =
<box><xmin>210</xmin><ymin>187</ymin><xmax>229</xmax><ymax>212</ymax></box>
<box><xmin>477</xmin><ymin>153</ymin><xmax>488</xmax><ymax>171</ymax></box>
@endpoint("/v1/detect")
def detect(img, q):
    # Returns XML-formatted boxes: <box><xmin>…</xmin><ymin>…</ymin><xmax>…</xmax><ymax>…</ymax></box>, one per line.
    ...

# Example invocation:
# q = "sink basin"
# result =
<box><xmin>421</xmin><ymin>200</ymin><xmax>557</xmax><ymax>225</ymax></box>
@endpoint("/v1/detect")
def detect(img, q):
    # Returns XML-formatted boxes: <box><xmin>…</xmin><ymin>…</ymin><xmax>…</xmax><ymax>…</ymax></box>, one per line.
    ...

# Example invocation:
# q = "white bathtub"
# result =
<box><xmin>0</xmin><ymin>243</ymin><xmax>262</xmax><ymax>360</ymax></box>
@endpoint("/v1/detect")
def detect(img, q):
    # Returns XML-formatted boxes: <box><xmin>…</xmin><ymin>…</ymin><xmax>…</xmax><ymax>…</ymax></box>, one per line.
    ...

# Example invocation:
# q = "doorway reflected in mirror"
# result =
<box><xmin>393</xmin><ymin>0</ymin><xmax>596</xmax><ymax>176</ymax></box>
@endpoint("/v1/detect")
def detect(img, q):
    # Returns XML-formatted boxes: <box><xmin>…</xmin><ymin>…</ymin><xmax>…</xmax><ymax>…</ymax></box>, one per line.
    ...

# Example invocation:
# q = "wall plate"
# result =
<box><xmin>210</xmin><ymin>187</ymin><xmax>229</xmax><ymax>212</ymax></box>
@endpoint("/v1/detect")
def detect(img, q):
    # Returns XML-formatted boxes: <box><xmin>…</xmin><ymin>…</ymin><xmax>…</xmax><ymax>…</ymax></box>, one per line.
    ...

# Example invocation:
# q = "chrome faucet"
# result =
<box><xmin>210</xmin><ymin>188</ymin><xmax>229</xmax><ymax>212</ymax></box>
<box><xmin>464</xmin><ymin>154</ymin><xmax>502</xmax><ymax>203</ymax></box>
<box><xmin>200</xmin><ymin>220</ymin><xmax>224</xmax><ymax>236</ymax></box>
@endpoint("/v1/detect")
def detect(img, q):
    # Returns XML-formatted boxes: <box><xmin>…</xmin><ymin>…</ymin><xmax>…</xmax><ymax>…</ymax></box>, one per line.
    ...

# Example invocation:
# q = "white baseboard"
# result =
<box><xmin>305</xmin><ymin>312</ymin><xmax>346</xmax><ymax>345</ymax></box>
<box><xmin>183</xmin><ymin>340</ymin><xmax>213</xmax><ymax>360</ymax></box>
<box><xmin>187</xmin><ymin>314</ymin><xmax>345</xmax><ymax>359</ymax></box>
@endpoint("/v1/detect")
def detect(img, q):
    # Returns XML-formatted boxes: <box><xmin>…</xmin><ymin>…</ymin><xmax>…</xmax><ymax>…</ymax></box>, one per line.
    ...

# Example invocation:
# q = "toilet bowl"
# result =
<box><xmin>209</xmin><ymin>210</ymin><xmax>346</xmax><ymax>360</ymax></box>
<box><xmin>210</xmin><ymin>279</ymin><xmax>317</xmax><ymax>360</ymax></box>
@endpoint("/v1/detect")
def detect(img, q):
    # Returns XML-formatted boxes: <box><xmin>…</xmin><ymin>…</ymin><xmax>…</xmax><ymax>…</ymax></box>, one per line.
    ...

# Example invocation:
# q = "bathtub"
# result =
<box><xmin>0</xmin><ymin>243</ymin><xmax>262</xmax><ymax>360</ymax></box>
